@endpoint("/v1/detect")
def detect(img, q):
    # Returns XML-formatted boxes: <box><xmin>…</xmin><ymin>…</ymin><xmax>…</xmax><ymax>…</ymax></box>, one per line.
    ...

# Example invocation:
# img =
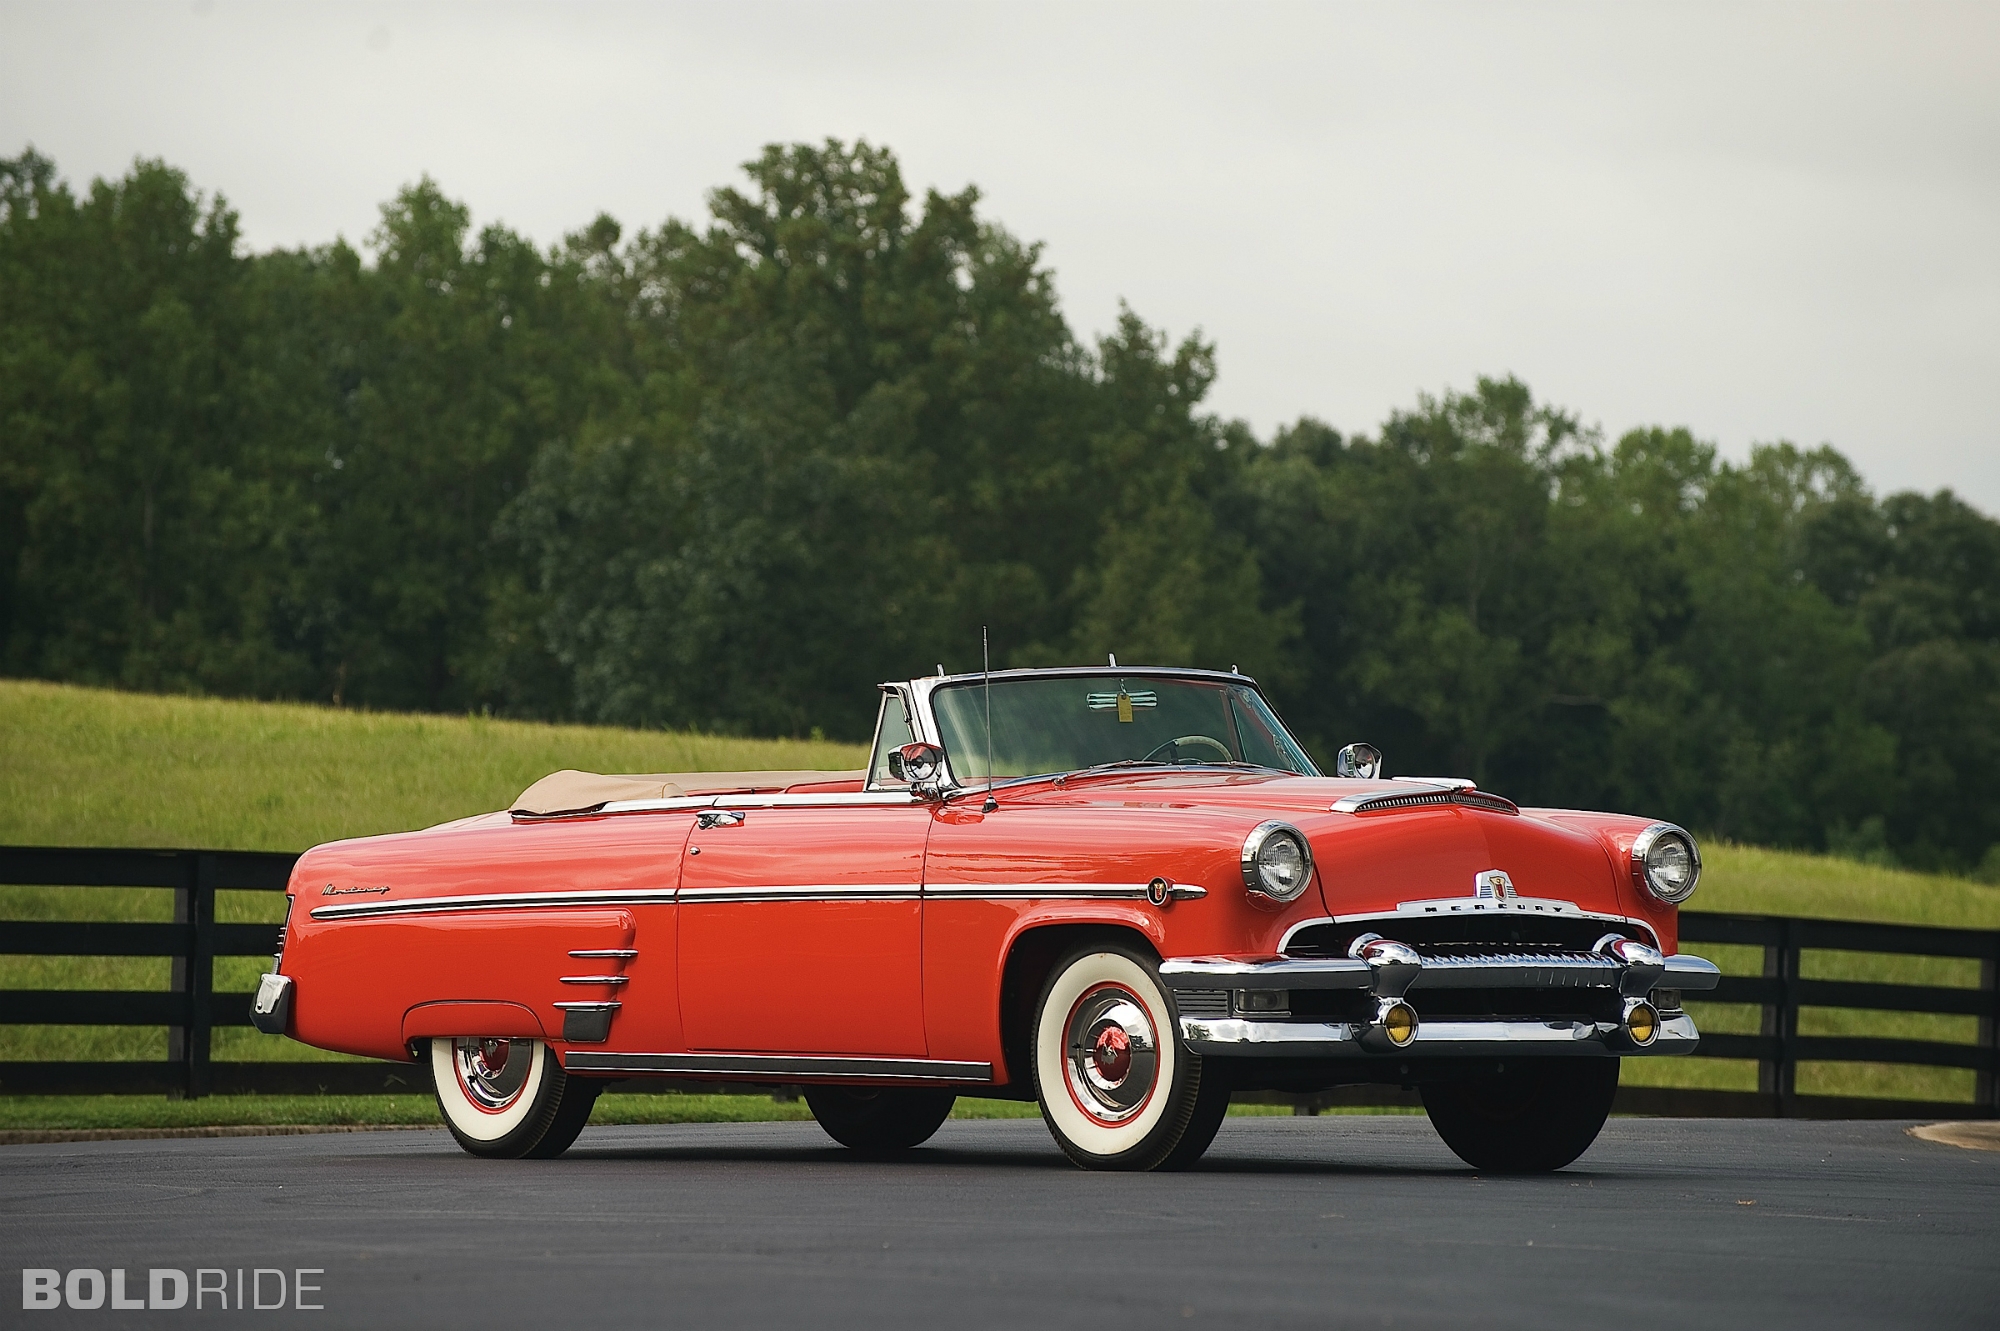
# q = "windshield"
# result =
<box><xmin>930</xmin><ymin>675</ymin><xmax>1319</xmax><ymax>781</ymax></box>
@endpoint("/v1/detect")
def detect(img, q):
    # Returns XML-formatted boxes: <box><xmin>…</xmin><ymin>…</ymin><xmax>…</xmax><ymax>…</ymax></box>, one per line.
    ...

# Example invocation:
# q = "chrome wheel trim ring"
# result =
<box><xmin>453</xmin><ymin>1037</ymin><xmax>534</xmax><ymax>1112</ymax></box>
<box><xmin>1063</xmin><ymin>985</ymin><xmax>1159</xmax><ymax>1124</ymax></box>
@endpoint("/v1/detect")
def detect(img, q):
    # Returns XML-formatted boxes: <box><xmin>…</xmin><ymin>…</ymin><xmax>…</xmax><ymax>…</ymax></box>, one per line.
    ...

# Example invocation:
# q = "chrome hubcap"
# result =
<box><xmin>1064</xmin><ymin>987</ymin><xmax>1158</xmax><ymax>1124</ymax></box>
<box><xmin>453</xmin><ymin>1037</ymin><xmax>532</xmax><ymax>1111</ymax></box>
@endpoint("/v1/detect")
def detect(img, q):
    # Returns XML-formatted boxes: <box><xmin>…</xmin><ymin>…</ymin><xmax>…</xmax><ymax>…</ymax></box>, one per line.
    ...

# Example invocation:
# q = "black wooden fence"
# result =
<box><xmin>0</xmin><ymin>847</ymin><xmax>428</xmax><ymax>1097</ymax></box>
<box><xmin>3</xmin><ymin>845</ymin><xmax>1996</xmax><ymax>1116</ymax></box>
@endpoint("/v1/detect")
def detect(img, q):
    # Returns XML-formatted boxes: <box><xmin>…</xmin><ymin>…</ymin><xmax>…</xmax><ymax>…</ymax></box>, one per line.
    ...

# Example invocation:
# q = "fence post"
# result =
<box><xmin>1757</xmin><ymin>919</ymin><xmax>1799</xmax><ymax>1115</ymax></box>
<box><xmin>167</xmin><ymin>853</ymin><xmax>192</xmax><ymax>1100</ymax></box>
<box><xmin>1979</xmin><ymin>947</ymin><xmax>1997</xmax><ymax>1114</ymax></box>
<box><xmin>167</xmin><ymin>853</ymin><xmax>218</xmax><ymax>1100</ymax></box>
<box><xmin>188</xmin><ymin>853</ymin><xmax>216</xmax><ymax>1098</ymax></box>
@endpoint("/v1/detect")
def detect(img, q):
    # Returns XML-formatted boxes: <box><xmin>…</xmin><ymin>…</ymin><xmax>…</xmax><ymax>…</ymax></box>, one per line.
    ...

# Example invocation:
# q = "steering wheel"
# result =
<box><xmin>1143</xmin><ymin>734</ymin><xmax>1234</xmax><ymax>765</ymax></box>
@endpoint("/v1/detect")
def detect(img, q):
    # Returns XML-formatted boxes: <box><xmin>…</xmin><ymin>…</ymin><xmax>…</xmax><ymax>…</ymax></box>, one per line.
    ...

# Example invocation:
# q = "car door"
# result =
<box><xmin>677</xmin><ymin>798</ymin><xmax>930</xmax><ymax>1055</ymax></box>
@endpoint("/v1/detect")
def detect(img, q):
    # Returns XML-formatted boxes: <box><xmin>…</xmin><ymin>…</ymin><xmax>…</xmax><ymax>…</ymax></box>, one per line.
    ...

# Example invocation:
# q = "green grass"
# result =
<box><xmin>0</xmin><ymin>678</ymin><xmax>866</xmax><ymax>852</ymax></box>
<box><xmin>1695</xmin><ymin>841</ymin><xmax>2000</xmax><ymax>930</ymax></box>
<box><xmin>4</xmin><ymin>678</ymin><xmax>1997</xmax><ymax>1125</ymax></box>
<box><xmin>1616</xmin><ymin>842</ymin><xmax>2000</xmax><ymax>1104</ymax></box>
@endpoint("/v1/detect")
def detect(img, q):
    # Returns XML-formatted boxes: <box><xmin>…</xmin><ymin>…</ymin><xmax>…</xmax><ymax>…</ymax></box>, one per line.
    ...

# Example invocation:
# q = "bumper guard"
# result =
<box><xmin>250</xmin><ymin>973</ymin><xmax>293</xmax><ymax>1036</ymax></box>
<box><xmin>1159</xmin><ymin>940</ymin><xmax>1719</xmax><ymax>1058</ymax></box>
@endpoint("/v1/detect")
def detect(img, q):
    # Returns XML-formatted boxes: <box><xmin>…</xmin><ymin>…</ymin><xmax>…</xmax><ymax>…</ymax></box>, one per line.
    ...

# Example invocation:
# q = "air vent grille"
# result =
<box><xmin>1173</xmin><ymin>989</ymin><xmax>1230</xmax><ymax>1019</ymax></box>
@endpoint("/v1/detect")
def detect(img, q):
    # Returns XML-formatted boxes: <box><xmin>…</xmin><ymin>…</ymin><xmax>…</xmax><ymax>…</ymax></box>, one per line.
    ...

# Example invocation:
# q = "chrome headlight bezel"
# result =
<box><xmin>1241</xmin><ymin>820</ymin><xmax>1314</xmax><ymax>902</ymax></box>
<box><xmin>1630</xmin><ymin>822</ymin><xmax>1701</xmax><ymax>904</ymax></box>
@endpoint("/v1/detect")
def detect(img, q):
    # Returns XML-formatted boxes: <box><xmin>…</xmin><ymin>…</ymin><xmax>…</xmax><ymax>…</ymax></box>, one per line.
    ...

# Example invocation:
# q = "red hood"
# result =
<box><xmin>997</xmin><ymin>770</ymin><xmax>1664</xmax><ymax>943</ymax></box>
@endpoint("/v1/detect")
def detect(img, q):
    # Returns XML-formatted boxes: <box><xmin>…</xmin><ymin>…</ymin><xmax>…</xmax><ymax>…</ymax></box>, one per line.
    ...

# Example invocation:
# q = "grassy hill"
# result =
<box><xmin>3</xmin><ymin>678</ymin><xmax>1995</xmax><ymax>1123</ymax></box>
<box><xmin>0</xmin><ymin>678</ymin><xmax>867</xmax><ymax>851</ymax></box>
<box><xmin>6</xmin><ymin>678</ymin><xmax>1996</xmax><ymax>922</ymax></box>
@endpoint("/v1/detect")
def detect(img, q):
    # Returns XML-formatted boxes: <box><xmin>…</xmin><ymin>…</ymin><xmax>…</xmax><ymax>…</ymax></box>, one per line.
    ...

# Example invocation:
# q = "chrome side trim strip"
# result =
<box><xmin>553</xmin><ymin>1000</ymin><xmax>622</xmax><ymax>1011</ymax></box>
<box><xmin>309</xmin><ymin>889</ymin><xmax>677</xmax><ymax>921</ymax></box>
<box><xmin>518</xmin><ymin>791</ymin><xmax>922</xmax><ymax>820</ymax></box>
<box><xmin>925</xmin><ymin>882</ymin><xmax>1208</xmax><ymax>902</ymax></box>
<box><xmin>712</xmin><ymin>792</ymin><xmax>919</xmax><ymax>809</ymax></box>
<box><xmin>568</xmin><ymin>949</ymin><xmax>639</xmax><ymax>960</ymax></box>
<box><xmin>513</xmin><ymin>795</ymin><xmax>713</xmax><ymax>820</ymax></box>
<box><xmin>313</xmin><ymin>880</ymin><xmax>1218</xmax><ymax>921</ymax></box>
<box><xmin>680</xmin><ymin>884</ymin><xmax>923</xmax><ymax>904</ymax></box>
<box><xmin>558</xmin><ymin>975</ymin><xmax>629</xmax><ymax>986</ymax></box>
<box><xmin>562</xmin><ymin>1051</ymin><xmax>995</xmax><ymax>1083</ymax></box>
<box><xmin>599</xmin><ymin>792</ymin><xmax>918</xmax><ymax>814</ymax></box>
<box><xmin>1178</xmin><ymin>1011</ymin><xmax>1701</xmax><ymax>1058</ymax></box>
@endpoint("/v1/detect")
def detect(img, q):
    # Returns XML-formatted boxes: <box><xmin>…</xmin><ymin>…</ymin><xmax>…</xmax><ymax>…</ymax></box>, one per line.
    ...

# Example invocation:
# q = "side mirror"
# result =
<box><xmin>887</xmin><ymin>742</ymin><xmax>948</xmax><ymax>794</ymax></box>
<box><xmin>1335</xmin><ymin>743</ymin><xmax>1383</xmax><ymax>780</ymax></box>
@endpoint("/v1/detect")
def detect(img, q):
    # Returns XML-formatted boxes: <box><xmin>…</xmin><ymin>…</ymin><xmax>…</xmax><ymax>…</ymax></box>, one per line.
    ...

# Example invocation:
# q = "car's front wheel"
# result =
<box><xmin>1031</xmin><ymin>945</ymin><xmax>1227</xmax><ymax>1171</ymax></box>
<box><xmin>1420</xmin><ymin>1058</ymin><xmax>1619</xmax><ymax>1172</ymax></box>
<box><xmin>430</xmin><ymin>1036</ymin><xmax>600</xmax><ymax>1159</ymax></box>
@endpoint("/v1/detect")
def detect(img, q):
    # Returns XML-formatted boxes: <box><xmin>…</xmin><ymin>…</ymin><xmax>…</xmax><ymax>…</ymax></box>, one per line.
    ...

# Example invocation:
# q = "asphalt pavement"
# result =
<box><xmin>3</xmin><ymin>1115</ymin><xmax>1995</xmax><ymax>1329</ymax></box>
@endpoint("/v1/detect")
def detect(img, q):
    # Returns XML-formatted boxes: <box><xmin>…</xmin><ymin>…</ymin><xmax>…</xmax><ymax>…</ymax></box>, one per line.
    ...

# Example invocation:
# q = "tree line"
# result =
<box><xmin>3</xmin><ymin>142</ymin><xmax>1996</xmax><ymax>877</ymax></box>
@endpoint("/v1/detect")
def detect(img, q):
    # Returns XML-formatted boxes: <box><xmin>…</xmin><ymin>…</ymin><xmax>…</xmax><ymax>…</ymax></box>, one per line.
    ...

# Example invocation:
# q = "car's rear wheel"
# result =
<box><xmin>1031</xmin><ymin>945</ymin><xmax>1221</xmax><ymax>1171</ymax></box>
<box><xmin>805</xmin><ymin>1087</ymin><xmax>956</xmax><ymax>1152</ymax></box>
<box><xmin>1420</xmin><ymin>1058</ymin><xmax>1619</xmax><ymax>1173</ymax></box>
<box><xmin>430</xmin><ymin>1036</ymin><xmax>601</xmax><ymax>1159</ymax></box>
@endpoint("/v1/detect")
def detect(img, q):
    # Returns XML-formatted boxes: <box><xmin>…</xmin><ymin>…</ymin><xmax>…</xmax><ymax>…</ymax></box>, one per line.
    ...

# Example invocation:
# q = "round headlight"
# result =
<box><xmin>1241</xmin><ymin>821</ymin><xmax>1313</xmax><ymax>901</ymax></box>
<box><xmin>1631</xmin><ymin>823</ymin><xmax>1701</xmax><ymax>904</ymax></box>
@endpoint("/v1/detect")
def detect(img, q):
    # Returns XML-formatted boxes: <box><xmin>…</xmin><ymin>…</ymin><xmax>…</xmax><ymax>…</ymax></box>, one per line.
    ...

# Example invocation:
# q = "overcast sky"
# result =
<box><xmin>5</xmin><ymin>0</ymin><xmax>1996</xmax><ymax>512</ymax></box>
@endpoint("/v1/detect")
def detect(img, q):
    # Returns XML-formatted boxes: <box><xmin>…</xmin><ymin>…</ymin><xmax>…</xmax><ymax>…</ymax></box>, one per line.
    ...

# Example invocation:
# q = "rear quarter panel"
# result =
<box><xmin>282</xmin><ymin>811</ymin><xmax>690</xmax><ymax>1061</ymax></box>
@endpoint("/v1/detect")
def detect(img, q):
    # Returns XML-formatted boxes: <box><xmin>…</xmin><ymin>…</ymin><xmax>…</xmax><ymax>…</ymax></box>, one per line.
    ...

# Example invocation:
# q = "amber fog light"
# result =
<box><xmin>1624</xmin><ymin>999</ymin><xmax>1660</xmax><ymax>1046</ymax></box>
<box><xmin>1378</xmin><ymin>999</ymin><xmax>1418</xmax><ymax>1048</ymax></box>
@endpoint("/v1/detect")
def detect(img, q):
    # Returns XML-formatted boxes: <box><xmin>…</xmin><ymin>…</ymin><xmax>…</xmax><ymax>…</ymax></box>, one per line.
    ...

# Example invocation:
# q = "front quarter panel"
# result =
<box><xmin>1527</xmin><ymin>810</ymin><xmax>1682</xmax><ymax>953</ymax></box>
<box><xmin>920</xmin><ymin>799</ymin><xmax>1328</xmax><ymax>1075</ymax></box>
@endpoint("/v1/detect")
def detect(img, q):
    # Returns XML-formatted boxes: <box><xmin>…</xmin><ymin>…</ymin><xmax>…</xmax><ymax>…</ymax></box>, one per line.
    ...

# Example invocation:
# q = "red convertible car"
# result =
<box><xmin>254</xmin><ymin>665</ymin><xmax>1717</xmax><ymax>1171</ymax></box>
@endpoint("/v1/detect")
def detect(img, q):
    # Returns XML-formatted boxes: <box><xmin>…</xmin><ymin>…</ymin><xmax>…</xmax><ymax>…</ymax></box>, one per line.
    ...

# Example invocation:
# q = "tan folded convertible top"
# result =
<box><xmin>511</xmin><ymin>769</ymin><xmax>865</xmax><ymax>816</ymax></box>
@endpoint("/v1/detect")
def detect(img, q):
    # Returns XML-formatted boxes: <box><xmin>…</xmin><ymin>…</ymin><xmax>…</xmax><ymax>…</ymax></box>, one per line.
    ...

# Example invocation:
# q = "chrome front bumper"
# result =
<box><xmin>1159</xmin><ymin>947</ymin><xmax>1719</xmax><ymax>1058</ymax></box>
<box><xmin>1172</xmin><ymin>1011</ymin><xmax>1703</xmax><ymax>1057</ymax></box>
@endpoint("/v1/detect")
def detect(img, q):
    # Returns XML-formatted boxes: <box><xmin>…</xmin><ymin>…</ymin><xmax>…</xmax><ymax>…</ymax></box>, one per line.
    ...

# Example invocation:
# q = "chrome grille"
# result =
<box><xmin>1414</xmin><ymin>945</ymin><xmax>1602</xmax><ymax>964</ymax></box>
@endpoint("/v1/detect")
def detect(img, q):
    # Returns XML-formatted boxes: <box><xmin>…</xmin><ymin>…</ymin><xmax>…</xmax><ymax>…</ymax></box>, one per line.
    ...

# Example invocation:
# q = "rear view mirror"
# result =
<box><xmin>887</xmin><ymin>742</ymin><xmax>947</xmax><ymax>791</ymax></box>
<box><xmin>1335</xmin><ymin>743</ymin><xmax>1383</xmax><ymax>780</ymax></box>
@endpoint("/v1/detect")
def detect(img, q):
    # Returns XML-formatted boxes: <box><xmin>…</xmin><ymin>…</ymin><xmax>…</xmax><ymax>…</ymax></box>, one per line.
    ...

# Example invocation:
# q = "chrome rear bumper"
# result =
<box><xmin>1159</xmin><ymin>946</ymin><xmax>1718</xmax><ymax>1058</ymax></box>
<box><xmin>250</xmin><ymin>973</ymin><xmax>293</xmax><ymax>1035</ymax></box>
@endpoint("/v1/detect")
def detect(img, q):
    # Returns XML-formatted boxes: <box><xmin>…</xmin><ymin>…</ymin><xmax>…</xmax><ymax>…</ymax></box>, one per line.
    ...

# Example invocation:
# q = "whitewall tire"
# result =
<box><xmin>430</xmin><ymin>1037</ymin><xmax>600</xmax><ymax>1159</ymax></box>
<box><xmin>1031</xmin><ymin>947</ymin><xmax>1227</xmax><ymax>1171</ymax></box>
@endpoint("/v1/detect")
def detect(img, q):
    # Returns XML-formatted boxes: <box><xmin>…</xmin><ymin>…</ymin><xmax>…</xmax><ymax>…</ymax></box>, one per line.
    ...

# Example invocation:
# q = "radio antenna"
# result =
<box><xmin>982</xmin><ymin>626</ymin><xmax>997</xmax><ymax>813</ymax></box>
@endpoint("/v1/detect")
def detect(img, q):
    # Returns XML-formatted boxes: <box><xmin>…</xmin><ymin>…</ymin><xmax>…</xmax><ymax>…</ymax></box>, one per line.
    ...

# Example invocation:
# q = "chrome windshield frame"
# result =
<box><xmin>890</xmin><ymin>666</ymin><xmax>1320</xmax><ymax>789</ymax></box>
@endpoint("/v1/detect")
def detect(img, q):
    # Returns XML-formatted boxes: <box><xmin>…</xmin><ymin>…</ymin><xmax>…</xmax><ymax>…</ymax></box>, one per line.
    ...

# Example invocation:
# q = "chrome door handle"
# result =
<box><xmin>696</xmin><ymin>810</ymin><xmax>746</xmax><ymax>830</ymax></box>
